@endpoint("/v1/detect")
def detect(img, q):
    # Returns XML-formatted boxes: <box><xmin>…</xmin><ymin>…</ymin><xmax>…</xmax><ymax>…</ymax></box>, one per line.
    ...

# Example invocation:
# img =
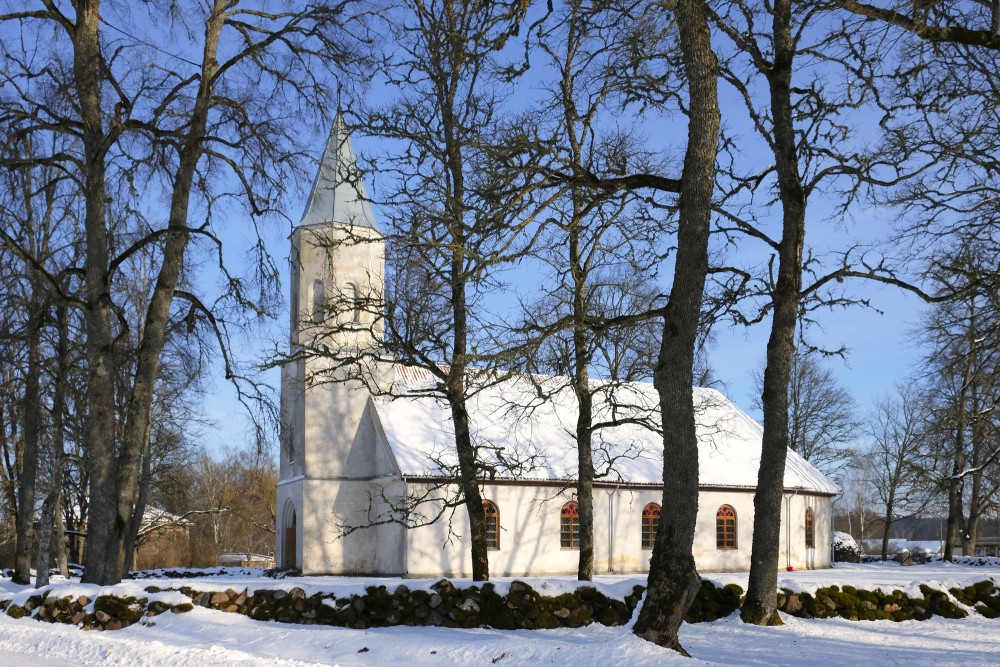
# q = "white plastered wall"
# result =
<box><xmin>278</xmin><ymin>222</ymin><xmax>390</xmax><ymax>574</ymax></box>
<box><xmin>403</xmin><ymin>482</ymin><xmax>832</xmax><ymax>577</ymax></box>
<box><xmin>293</xmin><ymin>402</ymin><xmax>407</xmax><ymax>575</ymax></box>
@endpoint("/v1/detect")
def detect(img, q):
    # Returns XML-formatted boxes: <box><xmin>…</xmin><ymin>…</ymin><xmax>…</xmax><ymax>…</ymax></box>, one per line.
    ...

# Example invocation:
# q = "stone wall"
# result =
<box><xmin>4</xmin><ymin>577</ymin><xmax>999</xmax><ymax>632</ymax></box>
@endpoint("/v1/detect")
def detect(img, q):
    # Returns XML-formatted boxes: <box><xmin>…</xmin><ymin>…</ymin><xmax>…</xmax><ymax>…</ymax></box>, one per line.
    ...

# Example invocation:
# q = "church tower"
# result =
<box><xmin>277</xmin><ymin>115</ymin><xmax>386</xmax><ymax>572</ymax></box>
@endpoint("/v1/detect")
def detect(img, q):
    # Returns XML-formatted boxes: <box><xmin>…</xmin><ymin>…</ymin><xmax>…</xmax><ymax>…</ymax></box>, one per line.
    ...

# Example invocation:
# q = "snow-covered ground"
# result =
<box><xmin>1</xmin><ymin>562</ymin><xmax>999</xmax><ymax>666</ymax></box>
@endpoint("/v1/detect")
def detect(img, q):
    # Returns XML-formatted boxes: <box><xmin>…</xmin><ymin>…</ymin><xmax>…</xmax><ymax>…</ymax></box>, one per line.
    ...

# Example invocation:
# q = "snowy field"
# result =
<box><xmin>2</xmin><ymin>562</ymin><xmax>999</xmax><ymax>666</ymax></box>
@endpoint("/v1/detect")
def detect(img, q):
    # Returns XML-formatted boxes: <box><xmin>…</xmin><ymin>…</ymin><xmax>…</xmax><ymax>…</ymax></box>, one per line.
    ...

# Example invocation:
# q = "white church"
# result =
<box><xmin>276</xmin><ymin>118</ymin><xmax>839</xmax><ymax>578</ymax></box>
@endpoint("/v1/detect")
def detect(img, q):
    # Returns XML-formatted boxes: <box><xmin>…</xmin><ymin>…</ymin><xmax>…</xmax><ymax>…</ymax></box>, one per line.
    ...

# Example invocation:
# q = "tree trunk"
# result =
<box><xmin>572</xmin><ymin>216</ymin><xmax>595</xmax><ymax>581</ymax></box>
<box><xmin>632</xmin><ymin>0</ymin><xmax>720</xmax><ymax>653</ymax></box>
<box><xmin>83</xmin><ymin>0</ymin><xmax>226</xmax><ymax>583</ymax></box>
<box><xmin>576</xmin><ymin>384</ymin><xmax>595</xmax><ymax>580</ymax></box>
<box><xmin>881</xmin><ymin>489</ymin><xmax>895</xmax><ymax>560</ymax></box>
<box><xmin>741</xmin><ymin>0</ymin><xmax>805</xmax><ymax>627</ymax></box>
<box><xmin>121</xmin><ymin>427</ymin><xmax>153</xmax><ymax>578</ymax></box>
<box><xmin>36</xmin><ymin>301</ymin><xmax>71</xmax><ymax>588</ymax></box>
<box><xmin>13</xmin><ymin>268</ymin><xmax>45</xmax><ymax>584</ymax></box>
<box><xmin>34</xmin><ymin>492</ymin><xmax>59</xmax><ymax>587</ymax></box>
<box><xmin>74</xmin><ymin>0</ymin><xmax>121</xmax><ymax>586</ymax></box>
<box><xmin>55</xmin><ymin>496</ymin><xmax>69</xmax><ymax>578</ymax></box>
<box><xmin>944</xmin><ymin>376</ymin><xmax>969</xmax><ymax>561</ymax></box>
<box><xmin>448</xmin><ymin>387</ymin><xmax>488</xmax><ymax>580</ymax></box>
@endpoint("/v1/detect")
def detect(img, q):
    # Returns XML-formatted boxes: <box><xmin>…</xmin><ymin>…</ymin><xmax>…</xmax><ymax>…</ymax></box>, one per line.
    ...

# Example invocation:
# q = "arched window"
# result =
<box><xmin>312</xmin><ymin>279</ymin><xmax>325</xmax><ymax>323</ymax></box>
<box><xmin>560</xmin><ymin>501</ymin><xmax>580</xmax><ymax>549</ymax></box>
<box><xmin>642</xmin><ymin>503</ymin><xmax>660</xmax><ymax>550</ymax></box>
<box><xmin>346</xmin><ymin>282</ymin><xmax>362</xmax><ymax>323</ymax></box>
<box><xmin>805</xmin><ymin>507</ymin><xmax>815</xmax><ymax>549</ymax></box>
<box><xmin>716</xmin><ymin>504</ymin><xmax>737</xmax><ymax>550</ymax></box>
<box><xmin>483</xmin><ymin>500</ymin><xmax>499</xmax><ymax>551</ymax></box>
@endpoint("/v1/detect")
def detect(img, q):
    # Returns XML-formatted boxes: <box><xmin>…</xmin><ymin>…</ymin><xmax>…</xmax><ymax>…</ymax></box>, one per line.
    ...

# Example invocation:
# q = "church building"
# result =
<box><xmin>276</xmin><ymin>118</ymin><xmax>839</xmax><ymax>578</ymax></box>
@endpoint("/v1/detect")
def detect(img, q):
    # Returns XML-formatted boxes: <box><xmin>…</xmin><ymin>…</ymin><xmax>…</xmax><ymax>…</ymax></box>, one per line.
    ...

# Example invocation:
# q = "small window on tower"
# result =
<box><xmin>312</xmin><ymin>279</ymin><xmax>325</xmax><ymax>323</ymax></box>
<box><xmin>347</xmin><ymin>282</ymin><xmax>361</xmax><ymax>323</ymax></box>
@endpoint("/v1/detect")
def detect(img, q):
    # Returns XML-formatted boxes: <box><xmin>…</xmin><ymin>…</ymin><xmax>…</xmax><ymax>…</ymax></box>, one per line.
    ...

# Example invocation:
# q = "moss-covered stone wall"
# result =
<box><xmin>3</xmin><ymin>577</ymin><xmax>999</xmax><ymax>632</ymax></box>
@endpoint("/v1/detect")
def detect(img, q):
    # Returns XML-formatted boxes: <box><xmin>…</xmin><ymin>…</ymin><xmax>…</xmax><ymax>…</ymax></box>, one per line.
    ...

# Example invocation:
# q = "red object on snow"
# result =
<box><xmin>786</xmin><ymin>566</ymin><xmax>794</xmax><ymax>571</ymax></box>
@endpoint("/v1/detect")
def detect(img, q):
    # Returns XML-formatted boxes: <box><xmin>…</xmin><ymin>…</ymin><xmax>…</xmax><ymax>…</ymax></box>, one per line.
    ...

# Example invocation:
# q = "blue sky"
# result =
<box><xmin>196</xmin><ymin>10</ymin><xmax>937</xmax><ymax>456</ymax></box>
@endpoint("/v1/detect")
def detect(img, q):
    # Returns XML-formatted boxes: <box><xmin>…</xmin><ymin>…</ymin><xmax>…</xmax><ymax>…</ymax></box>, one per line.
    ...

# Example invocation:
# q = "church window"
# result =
<box><xmin>312</xmin><ymin>279</ymin><xmax>325</xmax><ymax>323</ymax></box>
<box><xmin>346</xmin><ymin>282</ymin><xmax>361</xmax><ymax>323</ymax></box>
<box><xmin>560</xmin><ymin>501</ymin><xmax>580</xmax><ymax>549</ymax></box>
<box><xmin>483</xmin><ymin>500</ymin><xmax>499</xmax><ymax>551</ymax></box>
<box><xmin>716</xmin><ymin>504</ymin><xmax>737</xmax><ymax>550</ymax></box>
<box><xmin>290</xmin><ymin>265</ymin><xmax>299</xmax><ymax>332</ymax></box>
<box><xmin>805</xmin><ymin>507</ymin><xmax>815</xmax><ymax>549</ymax></box>
<box><xmin>641</xmin><ymin>503</ymin><xmax>660</xmax><ymax>550</ymax></box>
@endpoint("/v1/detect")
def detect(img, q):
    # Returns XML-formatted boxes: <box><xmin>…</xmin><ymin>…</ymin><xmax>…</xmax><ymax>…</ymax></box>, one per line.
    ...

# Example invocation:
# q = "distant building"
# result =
<box><xmin>276</xmin><ymin>116</ymin><xmax>839</xmax><ymax>578</ymax></box>
<box><xmin>863</xmin><ymin>539</ymin><xmax>945</xmax><ymax>557</ymax></box>
<box><xmin>132</xmin><ymin>507</ymin><xmax>193</xmax><ymax>570</ymax></box>
<box><xmin>218</xmin><ymin>552</ymin><xmax>275</xmax><ymax>568</ymax></box>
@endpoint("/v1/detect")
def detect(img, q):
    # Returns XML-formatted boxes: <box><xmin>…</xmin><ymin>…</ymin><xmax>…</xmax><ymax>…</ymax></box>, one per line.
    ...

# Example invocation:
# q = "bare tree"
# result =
<box><xmin>0</xmin><ymin>128</ymin><xmax>82</xmax><ymax>584</ymax></box>
<box><xmin>919</xmin><ymin>243</ymin><xmax>1000</xmax><ymax>558</ymax></box>
<box><xmin>752</xmin><ymin>351</ymin><xmax>860</xmax><ymax>480</ymax></box>
<box><xmin>0</xmin><ymin>0</ymin><xmax>367</xmax><ymax>584</ymax></box>
<box><xmin>517</xmin><ymin>0</ymin><xmax>672</xmax><ymax>581</ymax></box>
<box><xmin>703</xmin><ymin>0</ymin><xmax>901</xmax><ymax>625</ymax></box>
<box><xmin>632</xmin><ymin>0</ymin><xmax>721</xmax><ymax>653</ymax></box>
<box><xmin>867</xmin><ymin>384</ymin><xmax>933</xmax><ymax>560</ymax></box>
<box><xmin>349</xmin><ymin>0</ymin><xmax>539</xmax><ymax>582</ymax></box>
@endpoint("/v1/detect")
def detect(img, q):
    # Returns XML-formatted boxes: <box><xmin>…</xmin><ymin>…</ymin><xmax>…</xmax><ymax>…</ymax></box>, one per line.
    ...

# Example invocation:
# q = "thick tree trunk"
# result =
<box><xmin>72</xmin><ymin>0</ymin><xmax>122</xmax><ymax>586</ymax></box>
<box><xmin>741</xmin><ymin>0</ymin><xmax>806</xmax><ymax>627</ymax></box>
<box><xmin>82</xmin><ymin>1</ymin><xmax>225</xmax><ymax>583</ymax></box>
<box><xmin>34</xmin><ymin>492</ymin><xmax>59</xmax><ymax>587</ymax></box>
<box><xmin>632</xmin><ymin>0</ymin><xmax>719</xmax><ymax>653</ymax></box>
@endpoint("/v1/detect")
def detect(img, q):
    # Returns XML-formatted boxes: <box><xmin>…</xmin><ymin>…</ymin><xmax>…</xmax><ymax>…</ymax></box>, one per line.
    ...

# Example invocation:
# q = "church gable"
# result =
<box><xmin>363</xmin><ymin>397</ymin><xmax>404</xmax><ymax>478</ymax></box>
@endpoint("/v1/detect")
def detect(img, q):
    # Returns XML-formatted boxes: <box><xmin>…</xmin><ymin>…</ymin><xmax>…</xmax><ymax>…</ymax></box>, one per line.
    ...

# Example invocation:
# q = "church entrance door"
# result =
<box><xmin>283</xmin><ymin>505</ymin><xmax>297</xmax><ymax>569</ymax></box>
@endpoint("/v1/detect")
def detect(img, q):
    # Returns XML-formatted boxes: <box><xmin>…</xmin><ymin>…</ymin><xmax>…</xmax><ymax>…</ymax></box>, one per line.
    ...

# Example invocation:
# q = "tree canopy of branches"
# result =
<box><xmin>0</xmin><ymin>0</ymin><xmax>368</xmax><ymax>585</ymax></box>
<box><xmin>753</xmin><ymin>351</ymin><xmax>859</xmax><ymax>480</ymax></box>
<box><xmin>357</xmin><ymin>0</ymin><xmax>540</xmax><ymax>582</ymax></box>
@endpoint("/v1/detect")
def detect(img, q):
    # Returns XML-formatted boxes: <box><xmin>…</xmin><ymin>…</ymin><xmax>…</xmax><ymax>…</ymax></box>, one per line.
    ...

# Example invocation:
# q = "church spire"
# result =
<box><xmin>298</xmin><ymin>113</ymin><xmax>380</xmax><ymax>232</ymax></box>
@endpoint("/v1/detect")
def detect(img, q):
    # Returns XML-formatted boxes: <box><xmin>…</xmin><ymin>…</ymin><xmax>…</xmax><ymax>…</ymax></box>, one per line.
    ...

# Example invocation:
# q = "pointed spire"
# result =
<box><xmin>298</xmin><ymin>114</ymin><xmax>380</xmax><ymax>232</ymax></box>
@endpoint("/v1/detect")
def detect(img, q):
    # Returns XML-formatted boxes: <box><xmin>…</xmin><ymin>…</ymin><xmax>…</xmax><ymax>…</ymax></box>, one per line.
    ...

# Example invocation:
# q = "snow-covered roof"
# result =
<box><xmin>862</xmin><ymin>539</ymin><xmax>945</xmax><ymax>555</ymax></box>
<box><xmin>372</xmin><ymin>367</ymin><xmax>839</xmax><ymax>495</ymax></box>
<box><xmin>141</xmin><ymin>506</ymin><xmax>192</xmax><ymax>527</ymax></box>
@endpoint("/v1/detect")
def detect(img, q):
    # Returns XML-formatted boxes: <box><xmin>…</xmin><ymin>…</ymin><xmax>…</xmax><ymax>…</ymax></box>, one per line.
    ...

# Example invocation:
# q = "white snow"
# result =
<box><xmin>2</xmin><ymin>563</ymin><xmax>1000</xmax><ymax>666</ymax></box>
<box><xmin>375</xmin><ymin>369</ymin><xmax>839</xmax><ymax>494</ymax></box>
